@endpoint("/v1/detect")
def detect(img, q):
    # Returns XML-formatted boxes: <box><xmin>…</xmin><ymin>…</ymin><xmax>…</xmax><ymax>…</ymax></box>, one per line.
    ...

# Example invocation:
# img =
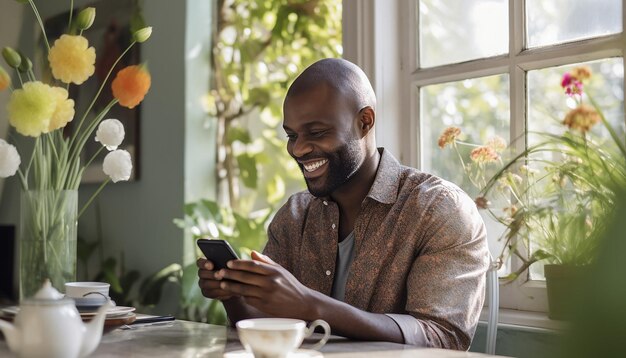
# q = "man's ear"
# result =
<box><xmin>359</xmin><ymin>106</ymin><xmax>375</xmax><ymax>135</ymax></box>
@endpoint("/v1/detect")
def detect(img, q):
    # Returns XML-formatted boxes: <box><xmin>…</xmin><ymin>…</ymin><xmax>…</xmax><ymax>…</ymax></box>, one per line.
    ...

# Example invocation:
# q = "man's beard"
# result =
<box><xmin>299</xmin><ymin>140</ymin><xmax>363</xmax><ymax>197</ymax></box>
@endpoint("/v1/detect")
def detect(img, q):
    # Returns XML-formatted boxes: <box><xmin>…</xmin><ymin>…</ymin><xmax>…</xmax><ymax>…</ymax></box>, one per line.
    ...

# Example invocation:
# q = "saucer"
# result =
<box><xmin>2</xmin><ymin>305</ymin><xmax>135</xmax><ymax>318</ymax></box>
<box><xmin>0</xmin><ymin>306</ymin><xmax>18</xmax><ymax>317</ymax></box>
<box><xmin>80</xmin><ymin>305</ymin><xmax>135</xmax><ymax>318</ymax></box>
<box><xmin>224</xmin><ymin>349</ymin><xmax>323</xmax><ymax>358</ymax></box>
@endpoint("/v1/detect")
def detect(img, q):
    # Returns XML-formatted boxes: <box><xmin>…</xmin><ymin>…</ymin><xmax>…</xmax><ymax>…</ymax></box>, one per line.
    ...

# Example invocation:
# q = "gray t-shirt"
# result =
<box><xmin>330</xmin><ymin>231</ymin><xmax>356</xmax><ymax>301</ymax></box>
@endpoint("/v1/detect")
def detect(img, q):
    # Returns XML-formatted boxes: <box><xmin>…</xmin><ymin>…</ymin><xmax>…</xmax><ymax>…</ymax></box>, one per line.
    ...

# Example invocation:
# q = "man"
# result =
<box><xmin>197</xmin><ymin>58</ymin><xmax>489</xmax><ymax>350</ymax></box>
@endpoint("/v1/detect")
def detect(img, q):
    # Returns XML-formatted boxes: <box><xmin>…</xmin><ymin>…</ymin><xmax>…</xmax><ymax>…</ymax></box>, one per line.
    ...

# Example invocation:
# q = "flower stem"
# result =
<box><xmin>455</xmin><ymin>141</ymin><xmax>481</xmax><ymax>148</ymax></box>
<box><xmin>78</xmin><ymin>178</ymin><xmax>110</xmax><ymax>219</ymax></box>
<box><xmin>84</xmin><ymin>145</ymin><xmax>105</xmax><ymax>169</ymax></box>
<box><xmin>68</xmin><ymin>0</ymin><xmax>74</xmax><ymax>33</ymax></box>
<box><xmin>29</xmin><ymin>0</ymin><xmax>50</xmax><ymax>51</ymax></box>
<box><xmin>587</xmin><ymin>93</ymin><xmax>626</xmax><ymax>157</ymax></box>
<box><xmin>17</xmin><ymin>168</ymin><xmax>28</xmax><ymax>190</ymax></box>
<box><xmin>67</xmin><ymin>99</ymin><xmax>117</xmax><ymax>188</ymax></box>
<box><xmin>25</xmin><ymin>136</ymin><xmax>40</xmax><ymax>180</ymax></box>
<box><xmin>69</xmin><ymin>41</ymin><xmax>136</xmax><ymax>150</ymax></box>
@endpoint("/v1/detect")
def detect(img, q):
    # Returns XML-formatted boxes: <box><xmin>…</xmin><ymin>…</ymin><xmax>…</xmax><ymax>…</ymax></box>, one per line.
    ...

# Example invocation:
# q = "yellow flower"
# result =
<box><xmin>0</xmin><ymin>66</ymin><xmax>10</xmax><ymax>91</ymax></box>
<box><xmin>48</xmin><ymin>87</ymin><xmax>75</xmax><ymax>131</ymax></box>
<box><xmin>486</xmin><ymin>135</ymin><xmax>507</xmax><ymax>152</ymax></box>
<box><xmin>438</xmin><ymin>127</ymin><xmax>461</xmax><ymax>149</ymax></box>
<box><xmin>563</xmin><ymin>105</ymin><xmax>600</xmax><ymax>133</ymax></box>
<box><xmin>48</xmin><ymin>35</ymin><xmax>96</xmax><ymax>84</ymax></box>
<box><xmin>470</xmin><ymin>146</ymin><xmax>499</xmax><ymax>163</ymax></box>
<box><xmin>7</xmin><ymin>82</ymin><xmax>55</xmax><ymax>137</ymax></box>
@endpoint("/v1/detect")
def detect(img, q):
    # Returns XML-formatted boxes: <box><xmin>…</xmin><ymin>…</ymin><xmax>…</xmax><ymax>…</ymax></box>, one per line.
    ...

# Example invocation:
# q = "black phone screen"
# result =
<box><xmin>196</xmin><ymin>239</ymin><xmax>239</xmax><ymax>270</ymax></box>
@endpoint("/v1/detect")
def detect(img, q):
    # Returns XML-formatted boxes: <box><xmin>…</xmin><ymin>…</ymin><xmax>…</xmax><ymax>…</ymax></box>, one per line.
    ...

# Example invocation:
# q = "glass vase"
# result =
<box><xmin>19</xmin><ymin>190</ymin><xmax>78</xmax><ymax>300</ymax></box>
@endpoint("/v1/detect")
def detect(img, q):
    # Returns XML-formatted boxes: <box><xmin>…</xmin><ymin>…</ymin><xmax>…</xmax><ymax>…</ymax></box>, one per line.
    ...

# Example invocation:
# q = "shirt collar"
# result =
<box><xmin>366</xmin><ymin>148</ymin><xmax>401</xmax><ymax>205</ymax></box>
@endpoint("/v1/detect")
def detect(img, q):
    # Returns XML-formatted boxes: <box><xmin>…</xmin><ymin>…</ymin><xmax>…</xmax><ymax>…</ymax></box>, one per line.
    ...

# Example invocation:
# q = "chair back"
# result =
<box><xmin>485</xmin><ymin>257</ymin><xmax>499</xmax><ymax>355</ymax></box>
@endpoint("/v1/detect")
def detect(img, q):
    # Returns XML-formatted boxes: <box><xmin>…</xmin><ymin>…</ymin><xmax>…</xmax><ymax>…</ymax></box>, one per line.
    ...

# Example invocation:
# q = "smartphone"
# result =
<box><xmin>196</xmin><ymin>239</ymin><xmax>239</xmax><ymax>270</ymax></box>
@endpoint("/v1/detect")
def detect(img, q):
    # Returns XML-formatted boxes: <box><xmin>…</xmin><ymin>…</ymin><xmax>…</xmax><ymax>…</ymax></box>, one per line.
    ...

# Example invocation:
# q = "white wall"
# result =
<box><xmin>342</xmin><ymin>0</ymin><xmax>411</xmax><ymax>164</ymax></box>
<box><xmin>183</xmin><ymin>0</ymin><xmax>217</xmax><ymax>264</ymax></box>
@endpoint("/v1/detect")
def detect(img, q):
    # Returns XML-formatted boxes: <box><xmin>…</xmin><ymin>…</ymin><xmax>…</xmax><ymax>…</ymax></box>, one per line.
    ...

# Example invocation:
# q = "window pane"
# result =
<box><xmin>420</xmin><ymin>75</ymin><xmax>510</xmax><ymax>266</ymax></box>
<box><xmin>527</xmin><ymin>58</ymin><xmax>624</xmax><ymax>280</ymax></box>
<box><xmin>419</xmin><ymin>0</ymin><xmax>508</xmax><ymax>68</ymax></box>
<box><xmin>526</xmin><ymin>0</ymin><xmax>622</xmax><ymax>48</ymax></box>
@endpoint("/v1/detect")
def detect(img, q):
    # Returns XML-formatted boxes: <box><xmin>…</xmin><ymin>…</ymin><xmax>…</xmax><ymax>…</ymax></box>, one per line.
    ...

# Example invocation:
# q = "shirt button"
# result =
<box><xmin>325</xmin><ymin>270</ymin><xmax>331</xmax><ymax>276</ymax></box>
<box><xmin>323</xmin><ymin>200</ymin><xmax>328</xmax><ymax>206</ymax></box>
<box><xmin>331</xmin><ymin>223</ymin><xmax>336</xmax><ymax>229</ymax></box>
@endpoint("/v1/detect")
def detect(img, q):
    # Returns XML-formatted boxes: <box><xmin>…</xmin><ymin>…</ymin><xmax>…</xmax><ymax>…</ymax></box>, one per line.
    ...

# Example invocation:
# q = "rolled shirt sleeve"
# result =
<box><xmin>386</xmin><ymin>313</ymin><xmax>428</xmax><ymax>346</ymax></box>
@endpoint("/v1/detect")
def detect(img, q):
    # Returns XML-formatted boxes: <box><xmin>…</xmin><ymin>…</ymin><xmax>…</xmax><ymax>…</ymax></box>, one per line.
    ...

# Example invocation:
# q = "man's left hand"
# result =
<box><xmin>215</xmin><ymin>251</ymin><xmax>318</xmax><ymax>320</ymax></box>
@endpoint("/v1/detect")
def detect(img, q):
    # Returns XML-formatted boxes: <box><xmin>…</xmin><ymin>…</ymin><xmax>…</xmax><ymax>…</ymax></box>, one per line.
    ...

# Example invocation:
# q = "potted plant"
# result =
<box><xmin>439</xmin><ymin>66</ymin><xmax>626</xmax><ymax>319</ymax></box>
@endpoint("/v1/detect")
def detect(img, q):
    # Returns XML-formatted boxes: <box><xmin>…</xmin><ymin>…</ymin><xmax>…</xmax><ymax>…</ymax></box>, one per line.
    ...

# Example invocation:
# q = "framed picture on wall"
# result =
<box><xmin>41</xmin><ymin>0</ymin><xmax>142</xmax><ymax>183</ymax></box>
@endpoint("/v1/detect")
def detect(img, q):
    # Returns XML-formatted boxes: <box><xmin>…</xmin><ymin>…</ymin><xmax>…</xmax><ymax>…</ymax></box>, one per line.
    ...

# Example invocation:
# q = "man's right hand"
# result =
<box><xmin>197</xmin><ymin>258</ymin><xmax>235</xmax><ymax>301</ymax></box>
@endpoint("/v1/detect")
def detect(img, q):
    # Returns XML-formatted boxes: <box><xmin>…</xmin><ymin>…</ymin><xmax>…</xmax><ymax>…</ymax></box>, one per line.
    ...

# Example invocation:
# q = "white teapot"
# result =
<box><xmin>0</xmin><ymin>280</ymin><xmax>113</xmax><ymax>358</ymax></box>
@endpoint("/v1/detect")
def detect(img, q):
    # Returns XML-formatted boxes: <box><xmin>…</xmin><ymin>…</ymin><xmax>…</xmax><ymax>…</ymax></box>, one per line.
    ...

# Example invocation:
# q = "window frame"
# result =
<box><xmin>344</xmin><ymin>0</ymin><xmax>626</xmax><ymax>312</ymax></box>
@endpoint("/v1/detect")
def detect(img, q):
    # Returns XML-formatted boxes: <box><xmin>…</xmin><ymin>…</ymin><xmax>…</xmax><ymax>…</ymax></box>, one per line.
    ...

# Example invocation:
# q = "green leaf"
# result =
<box><xmin>96</xmin><ymin>258</ymin><xmax>123</xmax><ymax>293</ymax></box>
<box><xmin>207</xmin><ymin>299</ymin><xmax>228</xmax><ymax>325</ymax></box>
<box><xmin>138</xmin><ymin>263</ymin><xmax>182</xmax><ymax>306</ymax></box>
<box><xmin>266</xmin><ymin>174</ymin><xmax>285</xmax><ymax>204</ymax></box>
<box><xmin>247</xmin><ymin>87</ymin><xmax>271</xmax><ymax>107</ymax></box>
<box><xmin>236</xmin><ymin>153</ymin><xmax>258</xmax><ymax>188</ymax></box>
<box><xmin>271</xmin><ymin>6</ymin><xmax>289</xmax><ymax>38</ymax></box>
<box><xmin>227</xmin><ymin>126</ymin><xmax>252</xmax><ymax>145</ymax></box>
<box><xmin>120</xmin><ymin>270</ymin><xmax>141</xmax><ymax>294</ymax></box>
<box><xmin>181</xmin><ymin>263</ymin><xmax>200</xmax><ymax>303</ymax></box>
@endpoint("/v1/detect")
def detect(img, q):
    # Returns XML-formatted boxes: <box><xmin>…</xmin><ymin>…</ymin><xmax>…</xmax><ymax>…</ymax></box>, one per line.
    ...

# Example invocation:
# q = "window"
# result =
<box><xmin>412</xmin><ymin>0</ymin><xmax>625</xmax><ymax>311</ymax></box>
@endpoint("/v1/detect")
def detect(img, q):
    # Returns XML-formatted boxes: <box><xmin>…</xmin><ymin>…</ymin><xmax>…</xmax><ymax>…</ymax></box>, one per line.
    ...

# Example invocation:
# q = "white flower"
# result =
<box><xmin>102</xmin><ymin>149</ymin><xmax>132</xmax><ymax>182</ymax></box>
<box><xmin>0</xmin><ymin>139</ymin><xmax>21</xmax><ymax>178</ymax></box>
<box><xmin>95</xmin><ymin>118</ymin><xmax>125</xmax><ymax>150</ymax></box>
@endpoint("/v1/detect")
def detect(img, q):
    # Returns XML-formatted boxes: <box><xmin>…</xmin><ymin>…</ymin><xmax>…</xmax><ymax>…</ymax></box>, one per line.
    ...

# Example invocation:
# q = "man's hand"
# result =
<box><xmin>216</xmin><ymin>251</ymin><xmax>317</xmax><ymax>320</ymax></box>
<box><xmin>197</xmin><ymin>258</ymin><xmax>236</xmax><ymax>301</ymax></box>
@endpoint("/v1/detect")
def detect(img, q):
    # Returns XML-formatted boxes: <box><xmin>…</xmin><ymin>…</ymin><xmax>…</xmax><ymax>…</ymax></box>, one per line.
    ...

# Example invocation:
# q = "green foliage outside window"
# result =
<box><xmin>172</xmin><ymin>0</ymin><xmax>343</xmax><ymax>324</ymax></box>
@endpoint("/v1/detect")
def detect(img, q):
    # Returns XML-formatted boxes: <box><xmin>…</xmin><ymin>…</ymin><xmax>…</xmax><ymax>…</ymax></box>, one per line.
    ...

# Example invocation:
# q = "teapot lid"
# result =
<box><xmin>23</xmin><ymin>279</ymin><xmax>73</xmax><ymax>305</ymax></box>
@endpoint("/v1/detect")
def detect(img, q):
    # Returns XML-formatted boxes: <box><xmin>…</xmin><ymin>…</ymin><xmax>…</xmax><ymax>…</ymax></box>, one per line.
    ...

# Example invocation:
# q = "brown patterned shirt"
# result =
<box><xmin>263</xmin><ymin>148</ymin><xmax>489</xmax><ymax>350</ymax></box>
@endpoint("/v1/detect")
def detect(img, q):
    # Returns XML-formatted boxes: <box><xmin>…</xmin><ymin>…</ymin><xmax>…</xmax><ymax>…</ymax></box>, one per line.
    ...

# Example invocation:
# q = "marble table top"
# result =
<box><xmin>0</xmin><ymin>319</ymin><xmax>503</xmax><ymax>357</ymax></box>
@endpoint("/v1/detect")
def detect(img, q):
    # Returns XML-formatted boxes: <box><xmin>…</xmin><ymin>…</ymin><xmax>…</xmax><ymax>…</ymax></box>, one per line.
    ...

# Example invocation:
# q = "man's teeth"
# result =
<box><xmin>304</xmin><ymin>159</ymin><xmax>328</xmax><ymax>172</ymax></box>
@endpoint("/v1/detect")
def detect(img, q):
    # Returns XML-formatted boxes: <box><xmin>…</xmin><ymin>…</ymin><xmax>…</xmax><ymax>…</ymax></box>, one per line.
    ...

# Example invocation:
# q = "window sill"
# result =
<box><xmin>479</xmin><ymin>307</ymin><xmax>568</xmax><ymax>332</ymax></box>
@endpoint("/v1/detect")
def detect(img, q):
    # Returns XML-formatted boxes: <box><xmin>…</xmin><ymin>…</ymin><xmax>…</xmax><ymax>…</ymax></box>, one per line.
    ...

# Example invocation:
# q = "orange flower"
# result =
<box><xmin>486</xmin><ymin>135</ymin><xmax>507</xmax><ymax>153</ymax></box>
<box><xmin>438</xmin><ymin>127</ymin><xmax>461</xmax><ymax>149</ymax></box>
<box><xmin>470</xmin><ymin>146</ymin><xmax>499</xmax><ymax>163</ymax></box>
<box><xmin>111</xmin><ymin>65</ymin><xmax>151</xmax><ymax>109</ymax></box>
<box><xmin>571</xmin><ymin>66</ymin><xmax>592</xmax><ymax>81</ymax></box>
<box><xmin>563</xmin><ymin>105</ymin><xmax>600</xmax><ymax>133</ymax></box>
<box><xmin>0</xmin><ymin>66</ymin><xmax>10</xmax><ymax>91</ymax></box>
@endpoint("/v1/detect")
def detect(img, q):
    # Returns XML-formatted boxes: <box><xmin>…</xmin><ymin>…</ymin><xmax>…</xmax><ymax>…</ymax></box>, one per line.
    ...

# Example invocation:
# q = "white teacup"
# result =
<box><xmin>65</xmin><ymin>282</ymin><xmax>110</xmax><ymax>300</ymax></box>
<box><xmin>236</xmin><ymin>318</ymin><xmax>330</xmax><ymax>358</ymax></box>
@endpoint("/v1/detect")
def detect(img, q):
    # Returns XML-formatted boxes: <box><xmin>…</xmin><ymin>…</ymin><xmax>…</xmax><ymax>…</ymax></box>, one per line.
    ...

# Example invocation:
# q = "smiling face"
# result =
<box><xmin>283</xmin><ymin>84</ymin><xmax>365</xmax><ymax>197</ymax></box>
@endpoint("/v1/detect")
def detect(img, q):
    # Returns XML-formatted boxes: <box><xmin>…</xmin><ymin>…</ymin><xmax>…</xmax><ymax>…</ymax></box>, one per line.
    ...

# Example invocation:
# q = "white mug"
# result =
<box><xmin>236</xmin><ymin>318</ymin><xmax>330</xmax><ymax>358</ymax></box>
<box><xmin>65</xmin><ymin>282</ymin><xmax>110</xmax><ymax>300</ymax></box>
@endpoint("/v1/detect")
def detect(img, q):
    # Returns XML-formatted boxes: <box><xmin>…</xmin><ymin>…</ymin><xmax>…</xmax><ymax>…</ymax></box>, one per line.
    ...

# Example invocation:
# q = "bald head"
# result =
<box><xmin>286</xmin><ymin>58</ymin><xmax>376</xmax><ymax>114</ymax></box>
